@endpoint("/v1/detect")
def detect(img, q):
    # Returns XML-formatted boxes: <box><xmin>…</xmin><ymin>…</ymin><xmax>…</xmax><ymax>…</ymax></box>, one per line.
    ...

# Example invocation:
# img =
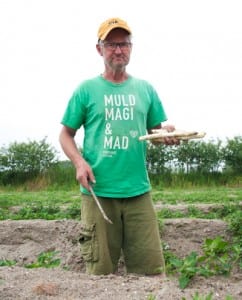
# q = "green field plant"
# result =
<box><xmin>182</xmin><ymin>292</ymin><xmax>234</xmax><ymax>300</ymax></box>
<box><xmin>164</xmin><ymin>236</ymin><xmax>241</xmax><ymax>289</ymax></box>
<box><xmin>24</xmin><ymin>251</ymin><xmax>61</xmax><ymax>269</ymax></box>
<box><xmin>0</xmin><ymin>259</ymin><xmax>16</xmax><ymax>267</ymax></box>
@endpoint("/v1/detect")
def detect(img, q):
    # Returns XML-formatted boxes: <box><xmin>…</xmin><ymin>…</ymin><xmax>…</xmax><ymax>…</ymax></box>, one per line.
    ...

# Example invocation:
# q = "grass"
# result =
<box><xmin>0</xmin><ymin>189</ymin><xmax>82</xmax><ymax>220</ymax></box>
<box><xmin>152</xmin><ymin>186</ymin><xmax>242</xmax><ymax>204</ymax></box>
<box><xmin>1</xmin><ymin>186</ymin><xmax>242</xmax><ymax>207</ymax></box>
<box><xmin>0</xmin><ymin>186</ymin><xmax>241</xmax><ymax>221</ymax></box>
<box><xmin>0</xmin><ymin>190</ymin><xmax>81</xmax><ymax>208</ymax></box>
<box><xmin>156</xmin><ymin>203</ymin><xmax>242</xmax><ymax>220</ymax></box>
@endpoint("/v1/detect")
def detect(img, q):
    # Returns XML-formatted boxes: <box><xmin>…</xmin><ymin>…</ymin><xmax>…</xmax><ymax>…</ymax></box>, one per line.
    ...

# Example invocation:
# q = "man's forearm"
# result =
<box><xmin>59</xmin><ymin>127</ymin><xmax>84</xmax><ymax>168</ymax></box>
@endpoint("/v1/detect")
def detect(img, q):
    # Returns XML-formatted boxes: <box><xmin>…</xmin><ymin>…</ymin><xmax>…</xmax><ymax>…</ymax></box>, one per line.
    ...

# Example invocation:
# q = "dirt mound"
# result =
<box><xmin>0</xmin><ymin>220</ymin><xmax>83</xmax><ymax>271</ymax></box>
<box><xmin>0</xmin><ymin>219</ymin><xmax>241</xmax><ymax>299</ymax></box>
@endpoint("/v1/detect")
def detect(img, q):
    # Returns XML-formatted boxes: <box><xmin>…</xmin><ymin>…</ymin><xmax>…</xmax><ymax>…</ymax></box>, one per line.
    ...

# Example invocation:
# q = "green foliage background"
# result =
<box><xmin>0</xmin><ymin>135</ymin><xmax>242</xmax><ymax>188</ymax></box>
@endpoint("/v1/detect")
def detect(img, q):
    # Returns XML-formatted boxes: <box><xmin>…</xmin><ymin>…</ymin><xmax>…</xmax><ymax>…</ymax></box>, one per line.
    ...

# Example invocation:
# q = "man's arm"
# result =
<box><xmin>59</xmin><ymin>126</ymin><xmax>95</xmax><ymax>190</ymax></box>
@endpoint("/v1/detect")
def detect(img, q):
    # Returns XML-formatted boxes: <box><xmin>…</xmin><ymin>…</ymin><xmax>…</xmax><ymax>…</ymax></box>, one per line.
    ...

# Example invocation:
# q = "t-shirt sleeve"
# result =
<box><xmin>146</xmin><ymin>84</ymin><xmax>167</xmax><ymax>129</ymax></box>
<box><xmin>61</xmin><ymin>86</ymin><xmax>87</xmax><ymax>130</ymax></box>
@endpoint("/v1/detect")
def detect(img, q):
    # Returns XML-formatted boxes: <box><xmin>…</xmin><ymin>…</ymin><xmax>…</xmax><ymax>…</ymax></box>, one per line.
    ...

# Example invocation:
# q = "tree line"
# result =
<box><xmin>147</xmin><ymin>136</ymin><xmax>242</xmax><ymax>174</ymax></box>
<box><xmin>0</xmin><ymin>136</ymin><xmax>242</xmax><ymax>187</ymax></box>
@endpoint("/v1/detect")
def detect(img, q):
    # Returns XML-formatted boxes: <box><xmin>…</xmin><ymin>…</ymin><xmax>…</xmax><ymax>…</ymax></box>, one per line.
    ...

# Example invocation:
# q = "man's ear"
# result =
<box><xmin>96</xmin><ymin>44</ymin><xmax>103</xmax><ymax>56</ymax></box>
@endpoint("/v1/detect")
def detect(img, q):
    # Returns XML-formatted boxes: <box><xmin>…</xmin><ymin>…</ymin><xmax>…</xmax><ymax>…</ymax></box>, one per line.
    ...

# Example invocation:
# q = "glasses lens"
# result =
<box><xmin>103</xmin><ymin>42</ymin><xmax>131</xmax><ymax>50</ymax></box>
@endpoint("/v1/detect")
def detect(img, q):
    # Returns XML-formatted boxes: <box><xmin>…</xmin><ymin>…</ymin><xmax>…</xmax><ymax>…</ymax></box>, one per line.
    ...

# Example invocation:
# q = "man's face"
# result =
<box><xmin>97</xmin><ymin>28</ymin><xmax>132</xmax><ymax>70</ymax></box>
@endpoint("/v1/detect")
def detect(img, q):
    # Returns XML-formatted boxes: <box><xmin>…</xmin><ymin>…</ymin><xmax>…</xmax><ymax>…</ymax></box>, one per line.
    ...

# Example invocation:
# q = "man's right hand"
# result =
<box><xmin>76</xmin><ymin>159</ymin><xmax>95</xmax><ymax>191</ymax></box>
<box><xmin>59</xmin><ymin>125</ymin><xmax>95</xmax><ymax>191</ymax></box>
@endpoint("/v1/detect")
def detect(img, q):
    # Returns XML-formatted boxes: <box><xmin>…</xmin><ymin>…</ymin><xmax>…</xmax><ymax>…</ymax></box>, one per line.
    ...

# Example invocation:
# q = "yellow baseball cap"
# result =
<box><xmin>98</xmin><ymin>17</ymin><xmax>132</xmax><ymax>41</ymax></box>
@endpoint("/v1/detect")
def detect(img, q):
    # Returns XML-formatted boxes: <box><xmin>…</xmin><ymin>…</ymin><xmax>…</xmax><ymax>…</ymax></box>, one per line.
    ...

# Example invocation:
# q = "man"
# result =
<box><xmin>59</xmin><ymin>17</ymin><xmax>177</xmax><ymax>275</ymax></box>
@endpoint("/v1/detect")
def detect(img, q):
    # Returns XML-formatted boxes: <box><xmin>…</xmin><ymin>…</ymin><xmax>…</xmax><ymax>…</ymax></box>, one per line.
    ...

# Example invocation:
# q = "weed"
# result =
<box><xmin>25</xmin><ymin>251</ymin><xmax>61</xmax><ymax>269</ymax></box>
<box><xmin>182</xmin><ymin>292</ymin><xmax>234</xmax><ymax>300</ymax></box>
<box><xmin>182</xmin><ymin>291</ymin><xmax>213</xmax><ymax>299</ymax></box>
<box><xmin>167</xmin><ymin>251</ymin><xmax>199</xmax><ymax>289</ymax></box>
<box><xmin>199</xmin><ymin>236</ymin><xmax>233</xmax><ymax>276</ymax></box>
<box><xmin>165</xmin><ymin>236</ymin><xmax>240</xmax><ymax>289</ymax></box>
<box><xmin>226</xmin><ymin>210</ymin><xmax>242</xmax><ymax>270</ymax></box>
<box><xmin>0</xmin><ymin>259</ymin><xmax>17</xmax><ymax>267</ymax></box>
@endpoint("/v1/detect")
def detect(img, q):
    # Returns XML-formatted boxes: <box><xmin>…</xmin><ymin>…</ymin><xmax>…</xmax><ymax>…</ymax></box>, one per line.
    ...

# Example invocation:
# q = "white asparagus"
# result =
<box><xmin>177</xmin><ymin>132</ymin><xmax>206</xmax><ymax>140</ymax></box>
<box><xmin>89</xmin><ymin>185</ymin><xmax>113</xmax><ymax>224</ymax></box>
<box><xmin>139</xmin><ymin>129</ymin><xmax>206</xmax><ymax>141</ymax></box>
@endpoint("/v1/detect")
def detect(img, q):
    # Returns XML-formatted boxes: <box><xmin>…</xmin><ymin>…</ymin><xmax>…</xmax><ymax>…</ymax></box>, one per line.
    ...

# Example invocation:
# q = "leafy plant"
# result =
<box><xmin>199</xmin><ymin>236</ymin><xmax>232</xmax><ymax>276</ymax></box>
<box><xmin>182</xmin><ymin>292</ymin><xmax>234</xmax><ymax>300</ymax></box>
<box><xmin>182</xmin><ymin>291</ymin><xmax>213</xmax><ymax>300</ymax></box>
<box><xmin>0</xmin><ymin>259</ymin><xmax>17</xmax><ymax>267</ymax></box>
<box><xmin>25</xmin><ymin>251</ymin><xmax>61</xmax><ymax>269</ymax></box>
<box><xmin>227</xmin><ymin>211</ymin><xmax>242</xmax><ymax>270</ymax></box>
<box><xmin>167</xmin><ymin>251</ymin><xmax>199</xmax><ymax>289</ymax></box>
<box><xmin>165</xmin><ymin>236</ymin><xmax>240</xmax><ymax>289</ymax></box>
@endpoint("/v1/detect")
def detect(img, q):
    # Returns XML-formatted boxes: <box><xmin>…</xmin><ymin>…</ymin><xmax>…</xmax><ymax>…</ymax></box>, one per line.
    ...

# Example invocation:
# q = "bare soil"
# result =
<box><xmin>0</xmin><ymin>215</ymin><xmax>241</xmax><ymax>299</ymax></box>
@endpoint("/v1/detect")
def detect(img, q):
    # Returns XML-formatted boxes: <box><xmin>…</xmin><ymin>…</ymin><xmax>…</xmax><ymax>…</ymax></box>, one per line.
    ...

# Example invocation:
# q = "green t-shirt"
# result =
<box><xmin>61</xmin><ymin>75</ymin><xmax>167</xmax><ymax>197</ymax></box>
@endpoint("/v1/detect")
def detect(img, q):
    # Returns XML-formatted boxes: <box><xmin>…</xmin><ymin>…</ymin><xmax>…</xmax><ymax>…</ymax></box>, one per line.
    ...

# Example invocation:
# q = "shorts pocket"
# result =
<box><xmin>79</xmin><ymin>223</ymin><xmax>99</xmax><ymax>262</ymax></box>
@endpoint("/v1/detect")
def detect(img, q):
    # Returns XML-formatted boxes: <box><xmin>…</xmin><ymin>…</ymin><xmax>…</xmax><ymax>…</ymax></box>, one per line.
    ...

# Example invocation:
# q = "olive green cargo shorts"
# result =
<box><xmin>79</xmin><ymin>191</ymin><xmax>165</xmax><ymax>275</ymax></box>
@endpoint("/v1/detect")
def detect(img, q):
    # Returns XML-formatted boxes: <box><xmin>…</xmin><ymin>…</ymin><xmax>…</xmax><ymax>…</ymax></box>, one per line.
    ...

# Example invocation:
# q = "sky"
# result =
<box><xmin>0</xmin><ymin>0</ymin><xmax>242</xmax><ymax>160</ymax></box>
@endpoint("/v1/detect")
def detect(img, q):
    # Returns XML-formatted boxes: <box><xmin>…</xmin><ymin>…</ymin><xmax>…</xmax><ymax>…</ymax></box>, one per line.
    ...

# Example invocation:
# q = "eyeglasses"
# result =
<box><xmin>101</xmin><ymin>42</ymin><xmax>132</xmax><ymax>51</ymax></box>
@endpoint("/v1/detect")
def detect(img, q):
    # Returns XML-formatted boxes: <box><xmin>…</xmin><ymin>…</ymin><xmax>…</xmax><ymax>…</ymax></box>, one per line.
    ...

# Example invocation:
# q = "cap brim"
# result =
<box><xmin>100</xmin><ymin>25</ymin><xmax>131</xmax><ymax>41</ymax></box>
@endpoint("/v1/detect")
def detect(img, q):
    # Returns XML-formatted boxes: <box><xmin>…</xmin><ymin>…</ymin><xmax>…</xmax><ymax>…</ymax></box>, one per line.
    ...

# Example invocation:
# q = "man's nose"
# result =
<box><xmin>114</xmin><ymin>45</ymin><xmax>122</xmax><ymax>53</ymax></box>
